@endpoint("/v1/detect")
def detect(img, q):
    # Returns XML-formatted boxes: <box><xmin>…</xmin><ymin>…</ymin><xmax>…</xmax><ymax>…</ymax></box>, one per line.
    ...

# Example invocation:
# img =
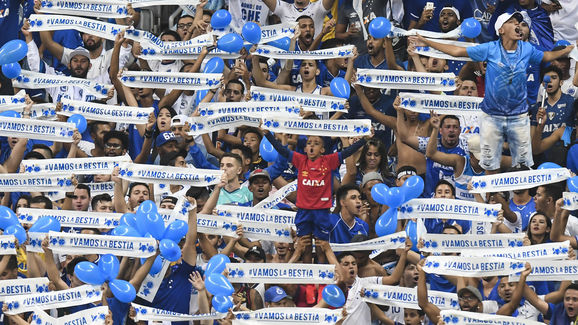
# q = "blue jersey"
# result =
<box><xmin>354</xmin><ymin>54</ymin><xmax>388</xmax><ymax>70</ymax></box>
<box><xmin>317</xmin><ymin>62</ymin><xmax>346</xmax><ymax>88</ymax></box>
<box><xmin>509</xmin><ymin>198</ymin><xmax>536</xmax><ymax>231</ymax></box>
<box><xmin>531</xmin><ymin>93</ymin><xmax>576</xmax><ymax>138</ymax></box>
<box><xmin>470</xmin><ymin>0</ymin><xmax>497</xmax><ymax>43</ymax></box>
<box><xmin>427</xmin><ymin>273</ymin><xmax>456</xmax><ymax>293</ymax></box>
<box><xmin>328</xmin><ymin>213</ymin><xmax>369</xmax><ymax>243</ymax></box>
<box><xmin>467</xmin><ymin>40</ymin><xmax>543</xmax><ymax>116</ymax></box>
<box><xmin>418</xmin><ymin>136</ymin><xmax>468</xmax><ymax>197</ymax></box>
<box><xmin>347</xmin><ymin>92</ymin><xmax>396</xmax><ymax>150</ymax></box>
<box><xmin>406</xmin><ymin>0</ymin><xmax>473</xmax><ymax>32</ymax></box>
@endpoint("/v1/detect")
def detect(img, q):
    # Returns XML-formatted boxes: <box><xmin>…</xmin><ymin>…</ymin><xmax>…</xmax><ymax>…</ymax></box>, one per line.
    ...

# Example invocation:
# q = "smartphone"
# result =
<box><xmin>425</xmin><ymin>2</ymin><xmax>434</xmax><ymax>10</ymax></box>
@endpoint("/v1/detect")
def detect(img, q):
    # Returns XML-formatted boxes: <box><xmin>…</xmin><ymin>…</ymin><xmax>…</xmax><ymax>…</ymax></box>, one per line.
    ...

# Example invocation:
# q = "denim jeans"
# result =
<box><xmin>479</xmin><ymin>112</ymin><xmax>533</xmax><ymax>170</ymax></box>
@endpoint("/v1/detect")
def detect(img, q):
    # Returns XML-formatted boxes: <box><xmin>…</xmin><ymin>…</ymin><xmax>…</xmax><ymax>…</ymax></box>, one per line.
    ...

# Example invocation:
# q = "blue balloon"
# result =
<box><xmin>4</xmin><ymin>224</ymin><xmax>26</xmax><ymax>244</ymax></box>
<box><xmin>159</xmin><ymin>239</ymin><xmax>181</xmax><ymax>262</ymax></box>
<box><xmin>2</xmin><ymin>63</ymin><xmax>20</xmax><ymax>79</ymax></box>
<box><xmin>322</xmin><ymin>284</ymin><xmax>345</xmax><ymax>307</ymax></box>
<box><xmin>210</xmin><ymin>9</ymin><xmax>232</xmax><ymax>29</ymax></box>
<box><xmin>29</xmin><ymin>216</ymin><xmax>61</xmax><ymax>233</ymax></box>
<box><xmin>383</xmin><ymin>187</ymin><xmax>405</xmax><ymax>208</ymax></box>
<box><xmin>0</xmin><ymin>110</ymin><xmax>20</xmax><ymax>118</ymax></box>
<box><xmin>460</xmin><ymin>18</ymin><xmax>482</xmax><ymax>38</ymax></box>
<box><xmin>568</xmin><ymin>176</ymin><xmax>578</xmax><ymax>193</ymax></box>
<box><xmin>259</xmin><ymin>136</ymin><xmax>278</xmax><ymax>162</ymax></box>
<box><xmin>0</xmin><ymin>40</ymin><xmax>28</xmax><ymax>66</ymax></box>
<box><xmin>194</xmin><ymin>89</ymin><xmax>209</xmax><ymax>106</ymax></box>
<box><xmin>67</xmin><ymin>114</ymin><xmax>87</xmax><ymax>133</ymax></box>
<box><xmin>141</xmin><ymin>255</ymin><xmax>163</xmax><ymax>275</ymax></box>
<box><xmin>205</xmin><ymin>273</ymin><xmax>234</xmax><ymax>296</ymax></box>
<box><xmin>538</xmin><ymin>162</ymin><xmax>561</xmax><ymax>169</ymax></box>
<box><xmin>110</xmin><ymin>279</ymin><xmax>136</xmax><ymax>303</ymax></box>
<box><xmin>375</xmin><ymin>208</ymin><xmax>397</xmax><ymax>237</ymax></box>
<box><xmin>267</xmin><ymin>37</ymin><xmax>290</xmax><ymax>51</ymax></box>
<box><xmin>137</xmin><ymin>200</ymin><xmax>157</xmax><ymax>215</ymax></box>
<box><xmin>370</xmin><ymin>183</ymin><xmax>389</xmax><ymax>205</ymax></box>
<box><xmin>217</xmin><ymin>33</ymin><xmax>244</xmax><ymax>53</ymax></box>
<box><xmin>134</xmin><ymin>211</ymin><xmax>149</xmax><ymax>236</ymax></box>
<box><xmin>98</xmin><ymin>254</ymin><xmax>120</xmax><ymax>282</ymax></box>
<box><xmin>212</xmin><ymin>295</ymin><xmax>233</xmax><ymax>313</ymax></box>
<box><xmin>401</xmin><ymin>175</ymin><xmax>424</xmax><ymax>202</ymax></box>
<box><xmin>145</xmin><ymin>212</ymin><xmax>165</xmax><ymax>240</ymax></box>
<box><xmin>368</xmin><ymin>17</ymin><xmax>391</xmax><ymax>39</ymax></box>
<box><xmin>330</xmin><ymin>77</ymin><xmax>350</xmax><ymax>99</ymax></box>
<box><xmin>242</xmin><ymin>22</ymin><xmax>261</xmax><ymax>44</ymax></box>
<box><xmin>111</xmin><ymin>225</ymin><xmax>141</xmax><ymax>237</ymax></box>
<box><xmin>163</xmin><ymin>219</ymin><xmax>188</xmax><ymax>242</ymax></box>
<box><xmin>206</xmin><ymin>254</ymin><xmax>228</xmax><ymax>275</ymax></box>
<box><xmin>74</xmin><ymin>261</ymin><xmax>106</xmax><ymax>285</ymax></box>
<box><xmin>203</xmin><ymin>57</ymin><xmax>225</xmax><ymax>74</ymax></box>
<box><xmin>555</xmin><ymin>40</ymin><xmax>572</xmax><ymax>47</ymax></box>
<box><xmin>543</xmin><ymin>75</ymin><xmax>551</xmax><ymax>84</ymax></box>
<box><xmin>405</xmin><ymin>220</ymin><xmax>418</xmax><ymax>252</ymax></box>
<box><xmin>120</xmin><ymin>213</ymin><xmax>137</xmax><ymax>228</ymax></box>
<box><xmin>0</xmin><ymin>206</ymin><xmax>18</xmax><ymax>229</ymax></box>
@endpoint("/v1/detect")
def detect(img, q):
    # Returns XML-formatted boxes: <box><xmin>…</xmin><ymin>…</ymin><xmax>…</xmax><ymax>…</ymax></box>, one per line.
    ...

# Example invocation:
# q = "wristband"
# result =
<box><xmin>144</xmin><ymin>129</ymin><xmax>153</xmax><ymax>138</ymax></box>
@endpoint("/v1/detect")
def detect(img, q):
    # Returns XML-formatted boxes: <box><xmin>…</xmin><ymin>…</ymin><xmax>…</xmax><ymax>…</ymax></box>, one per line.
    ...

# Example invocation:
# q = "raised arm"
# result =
<box><xmin>542</xmin><ymin>45</ymin><xmax>575</xmax><ymax>62</ymax></box>
<box><xmin>532</xmin><ymin>109</ymin><xmax>565</xmax><ymax>155</ymax></box>
<box><xmin>394</xmin><ymin>97</ymin><xmax>421</xmax><ymax>151</ymax></box>
<box><xmin>353</xmin><ymin>84</ymin><xmax>396</xmax><ymax>130</ymax></box>
<box><xmin>251</xmin><ymin>54</ymin><xmax>294</xmax><ymax>90</ymax></box>
<box><xmin>261</xmin><ymin>0</ymin><xmax>277</xmax><ymax>13</ymax></box>
<box><xmin>411</xmin><ymin>35</ymin><xmax>469</xmax><ymax>58</ymax></box>
<box><xmin>41</xmin><ymin>237</ymin><xmax>69</xmax><ymax>290</ymax></box>
<box><xmin>424</xmin><ymin>112</ymin><xmax>464</xmax><ymax>173</ymax></box>
<box><xmin>497</xmin><ymin>263</ymin><xmax>531</xmax><ymax>315</ymax></box>
<box><xmin>417</xmin><ymin>260</ymin><xmax>441</xmax><ymax>323</ymax></box>
<box><xmin>182</xmin><ymin>197</ymin><xmax>198</xmax><ymax>266</ymax></box>
<box><xmin>382</xmin><ymin>239</ymin><xmax>410</xmax><ymax>285</ymax></box>
<box><xmin>550</xmin><ymin>198</ymin><xmax>578</xmax><ymax>247</ymax></box>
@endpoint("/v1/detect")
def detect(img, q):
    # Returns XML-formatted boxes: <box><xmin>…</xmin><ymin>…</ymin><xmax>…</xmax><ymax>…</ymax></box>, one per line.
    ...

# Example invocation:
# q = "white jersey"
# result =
<box><xmin>343</xmin><ymin>276</ymin><xmax>382</xmax><ymax>325</ymax></box>
<box><xmin>228</xmin><ymin>0</ymin><xmax>271</xmax><ymax>32</ymax></box>
<box><xmin>273</xmin><ymin>0</ymin><xmax>328</xmax><ymax>38</ymax></box>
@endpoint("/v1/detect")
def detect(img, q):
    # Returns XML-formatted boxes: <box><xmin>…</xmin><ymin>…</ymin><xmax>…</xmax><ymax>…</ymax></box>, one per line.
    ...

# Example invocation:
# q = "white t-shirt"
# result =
<box><xmin>343</xmin><ymin>276</ymin><xmax>382</xmax><ymax>325</ymax></box>
<box><xmin>482</xmin><ymin>300</ymin><xmax>499</xmax><ymax>314</ymax></box>
<box><xmin>228</xmin><ymin>0</ymin><xmax>271</xmax><ymax>32</ymax></box>
<box><xmin>273</xmin><ymin>0</ymin><xmax>329</xmax><ymax>38</ymax></box>
<box><xmin>543</xmin><ymin>0</ymin><xmax>578</xmax><ymax>42</ymax></box>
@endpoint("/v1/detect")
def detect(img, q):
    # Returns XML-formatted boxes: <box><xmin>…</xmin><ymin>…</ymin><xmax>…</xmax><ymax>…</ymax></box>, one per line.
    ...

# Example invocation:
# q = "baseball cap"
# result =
<box><xmin>396</xmin><ymin>166</ymin><xmax>417</xmax><ymax>180</ymax></box>
<box><xmin>171</xmin><ymin>115</ymin><xmax>187</xmax><ymax>127</ymax></box>
<box><xmin>361</xmin><ymin>171</ymin><xmax>384</xmax><ymax>188</ymax></box>
<box><xmin>440</xmin><ymin>6</ymin><xmax>460</xmax><ymax>20</ymax></box>
<box><xmin>249</xmin><ymin>169</ymin><xmax>271</xmax><ymax>183</ymax></box>
<box><xmin>69</xmin><ymin>47</ymin><xmax>91</xmax><ymax>60</ymax></box>
<box><xmin>245</xmin><ymin>246</ymin><xmax>266</xmax><ymax>262</ymax></box>
<box><xmin>458</xmin><ymin>286</ymin><xmax>483</xmax><ymax>302</ymax></box>
<box><xmin>156</xmin><ymin>131</ymin><xmax>178</xmax><ymax>147</ymax></box>
<box><xmin>494</xmin><ymin>12</ymin><xmax>523</xmax><ymax>36</ymax></box>
<box><xmin>264</xmin><ymin>286</ymin><xmax>289</xmax><ymax>303</ymax></box>
<box><xmin>467</xmin><ymin>135</ymin><xmax>481</xmax><ymax>160</ymax></box>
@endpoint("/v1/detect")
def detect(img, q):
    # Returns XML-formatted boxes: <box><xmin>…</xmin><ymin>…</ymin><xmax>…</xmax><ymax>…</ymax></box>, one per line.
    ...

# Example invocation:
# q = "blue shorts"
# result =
<box><xmin>295</xmin><ymin>208</ymin><xmax>330</xmax><ymax>241</ymax></box>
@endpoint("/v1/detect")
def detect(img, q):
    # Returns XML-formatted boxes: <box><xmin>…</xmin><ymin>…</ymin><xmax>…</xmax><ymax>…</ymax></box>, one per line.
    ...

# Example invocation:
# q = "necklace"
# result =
<box><xmin>499</xmin><ymin>41</ymin><xmax>520</xmax><ymax>85</ymax></box>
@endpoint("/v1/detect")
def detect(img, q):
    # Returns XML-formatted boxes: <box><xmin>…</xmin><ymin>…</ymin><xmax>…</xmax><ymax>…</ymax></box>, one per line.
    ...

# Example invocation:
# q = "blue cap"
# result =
<box><xmin>264</xmin><ymin>286</ymin><xmax>288</xmax><ymax>303</ymax></box>
<box><xmin>156</xmin><ymin>131</ymin><xmax>177</xmax><ymax>147</ymax></box>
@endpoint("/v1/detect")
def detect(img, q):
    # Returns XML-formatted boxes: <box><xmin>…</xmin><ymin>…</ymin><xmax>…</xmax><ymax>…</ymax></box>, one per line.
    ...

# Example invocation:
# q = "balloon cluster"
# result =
<box><xmin>371</xmin><ymin>176</ymin><xmax>424</xmax><ymax>239</ymax></box>
<box><xmin>212</xmin><ymin>11</ymin><xmax>263</xmax><ymax>53</ymax></box>
<box><xmin>111</xmin><ymin>200</ymin><xmax>189</xmax><ymax>262</ymax></box>
<box><xmin>460</xmin><ymin>18</ymin><xmax>482</xmax><ymax>39</ymax></box>
<box><xmin>0</xmin><ymin>40</ymin><xmax>28</xmax><ymax>79</ymax></box>
<box><xmin>0</xmin><ymin>206</ymin><xmax>27</xmax><ymax>244</ymax></box>
<box><xmin>74</xmin><ymin>254</ymin><xmax>136</xmax><ymax>303</ymax></box>
<box><xmin>204</xmin><ymin>254</ymin><xmax>234</xmax><ymax>313</ymax></box>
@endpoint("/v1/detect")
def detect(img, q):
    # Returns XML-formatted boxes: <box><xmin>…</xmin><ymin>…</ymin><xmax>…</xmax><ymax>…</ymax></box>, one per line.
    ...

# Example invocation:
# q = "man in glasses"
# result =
<box><xmin>103</xmin><ymin>131</ymin><xmax>129</xmax><ymax>158</ymax></box>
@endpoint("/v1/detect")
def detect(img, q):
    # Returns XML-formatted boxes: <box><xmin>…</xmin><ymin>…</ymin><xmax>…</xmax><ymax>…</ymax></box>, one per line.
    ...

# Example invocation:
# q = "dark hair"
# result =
<box><xmin>32</xmin><ymin>144</ymin><xmax>54</xmax><ymax>159</ymax></box>
<box><xmin>177</xmin><ymin>15</ymin><xmax>194</xmax><ymax>24</ymax></box>
<box><xmin>358</xmin><ymin>138</ymin><xmax>388</xmax><ymax>178</ymax></box>
<box><xmin>435</xmin><ymin>179</ymin><xmax>456</xmax><ymax>197</ymax></box>
<box><xmin>230</xmin><ymin>144</ymin><xmax>253</xmax><ymax>163</ymax></box>
<box><xmin>89</xmin><ymin>121</ymin><xmax>111</xmax><ymax>135</ymax></box>
<box><xmin>334</xmin><ymin>183</ymin><xmax>361</xmax><ymax>214</ymax></box>
<box><xmin>526</xmin><ymin>212</ymin><xmax>552</xmax><ymax>245</ymax></box>
<box><xmin>103</xmin><ymin>130</ymin><xmax>129</xmax><ymax>150</ymax></box>
<box><xmin>221</xmin><ymin>152</ymin><xmax>243</xmax><ymax>167</ymax></box>
<box><xmin>226</xmin><ymin>79</ymin><xmax>245</xmax><ymax>94</ymax></box>
<box><xmin>242</xmin><ymin>127</ymin><xmax>262</xmax><ymax>142</ymax></box>
<box><xmin>540</xmin><ymin>183</ymin><xmax>564</xmax><ymax>202</ymax></box>
<box><xmin>30</xmin><ymin>196</ymin><xmax>53</xmax><ymax>209</ymax></box>
<box><xmin>160</xmin><ymin>29</ymin><xmax>181</xmax><ymax>42</ymax></box>
<box><xmin>161</xmin><ymin>196</ymin><xmax>178</xmax><ymax>205</ymax></box>
<box><xmin>186</xmin><ymin>187</ymin><xmax>210</xmax><ymax>200</ymax></box>
<box><xmin>337</xmin><ymin>252</ymin><xmax>356</xmax><ymax>263</ymax></box>
<box><xmin>75</xmin><ymin>184</ymin><xmax>91</xmax><ymax>198</ymax></box>
<box><xmin>13</xmin><ymin>194</ymin><xmax>31</xmax><ymax>212</ymax></box>
<box><xmin>128</xmin><ymin>182</ymin><xmax>150</xmax><ymax>196</ymax></box>
<box><xmin>296</xmin><ymin>15</ymin><xmax>314</xmax><ymax>23</ymax></box>
<box><xmin>23</xmin><ymin>151</ymin><xmax>46</xmax><ymax>160</ymax></box>
<box><xmin>91</xmin><ymin>193</ymin><xmax>112</xmax><ymax>210</ymax></box>
<box><xmin>541</xmin><ymin>65</ymin><xmax>563</xmax><ymax>81</ymax></box>
<box><xmin>321</xmin><ymin>38</ymin><xmax>344</xmax><ymax>50</ymax></box>
<box><xmin>6</xmin><ymin>255</ymin><xmax>17</xmax><ymax>272</ymax></box>
<box><xmin>159</xmin><ymin>149</ymin><xmax>187</xmax><ymax>166</ymax></box>
<box><xmin>566</xmin><ymin>283</ymin><xmax>578</xmax><ymax>292</ymax></box>
<box><xmin>66</xmin><ymin>256</ymin><xmax>88</xmax><ymax>276</ymax></box>
<box><xmin>440</xmin><ymin>115</ymin><xmax>460</xmax><ymax>128</ymax></box>
<box><xmin>155</xmin><ymin>106</ymin><xmax>178</xmax><ymax>139</ymax></box>
<box><xmin>442</xmin><ymin>224</ymin><xmax>462</xmax><ymax>234</ymax></box>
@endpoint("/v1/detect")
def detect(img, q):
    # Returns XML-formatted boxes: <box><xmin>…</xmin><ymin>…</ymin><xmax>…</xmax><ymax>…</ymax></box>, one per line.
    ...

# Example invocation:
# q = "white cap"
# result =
<box><xmin>494</xmin><ymin>12</ymin><xmax>523</xmax><ymax>36</ymax></box>
<box><xmin>440</xmin><ymin>6</ymin><xmax>460</xmax><ymax>21</ymax></box>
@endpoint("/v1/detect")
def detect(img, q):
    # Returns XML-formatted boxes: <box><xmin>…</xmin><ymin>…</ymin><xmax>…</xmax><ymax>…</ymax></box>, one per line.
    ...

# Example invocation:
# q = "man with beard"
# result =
<box><xmin>354</xmin><ymin>35</ymin><xmax>398</xmax><ymax>70</ymax></box>
<box><xmin>239</xmin><ymin>169</ymin><xmax>290</xmax><ymax>209</ymax></box>
<box><xmin>412</xmin><ymin>12</ymin><xmax>574</xmax><ymax>175</ymax></box>
<box><xmin>417</xmin><ymin>261</ymin><xmax>532</xmax><ymax>323</ymax></box>
<box><xmin>260</xmin><ymin>0</ymin><xmax>334</xmax><ymax>39</ymax></box>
